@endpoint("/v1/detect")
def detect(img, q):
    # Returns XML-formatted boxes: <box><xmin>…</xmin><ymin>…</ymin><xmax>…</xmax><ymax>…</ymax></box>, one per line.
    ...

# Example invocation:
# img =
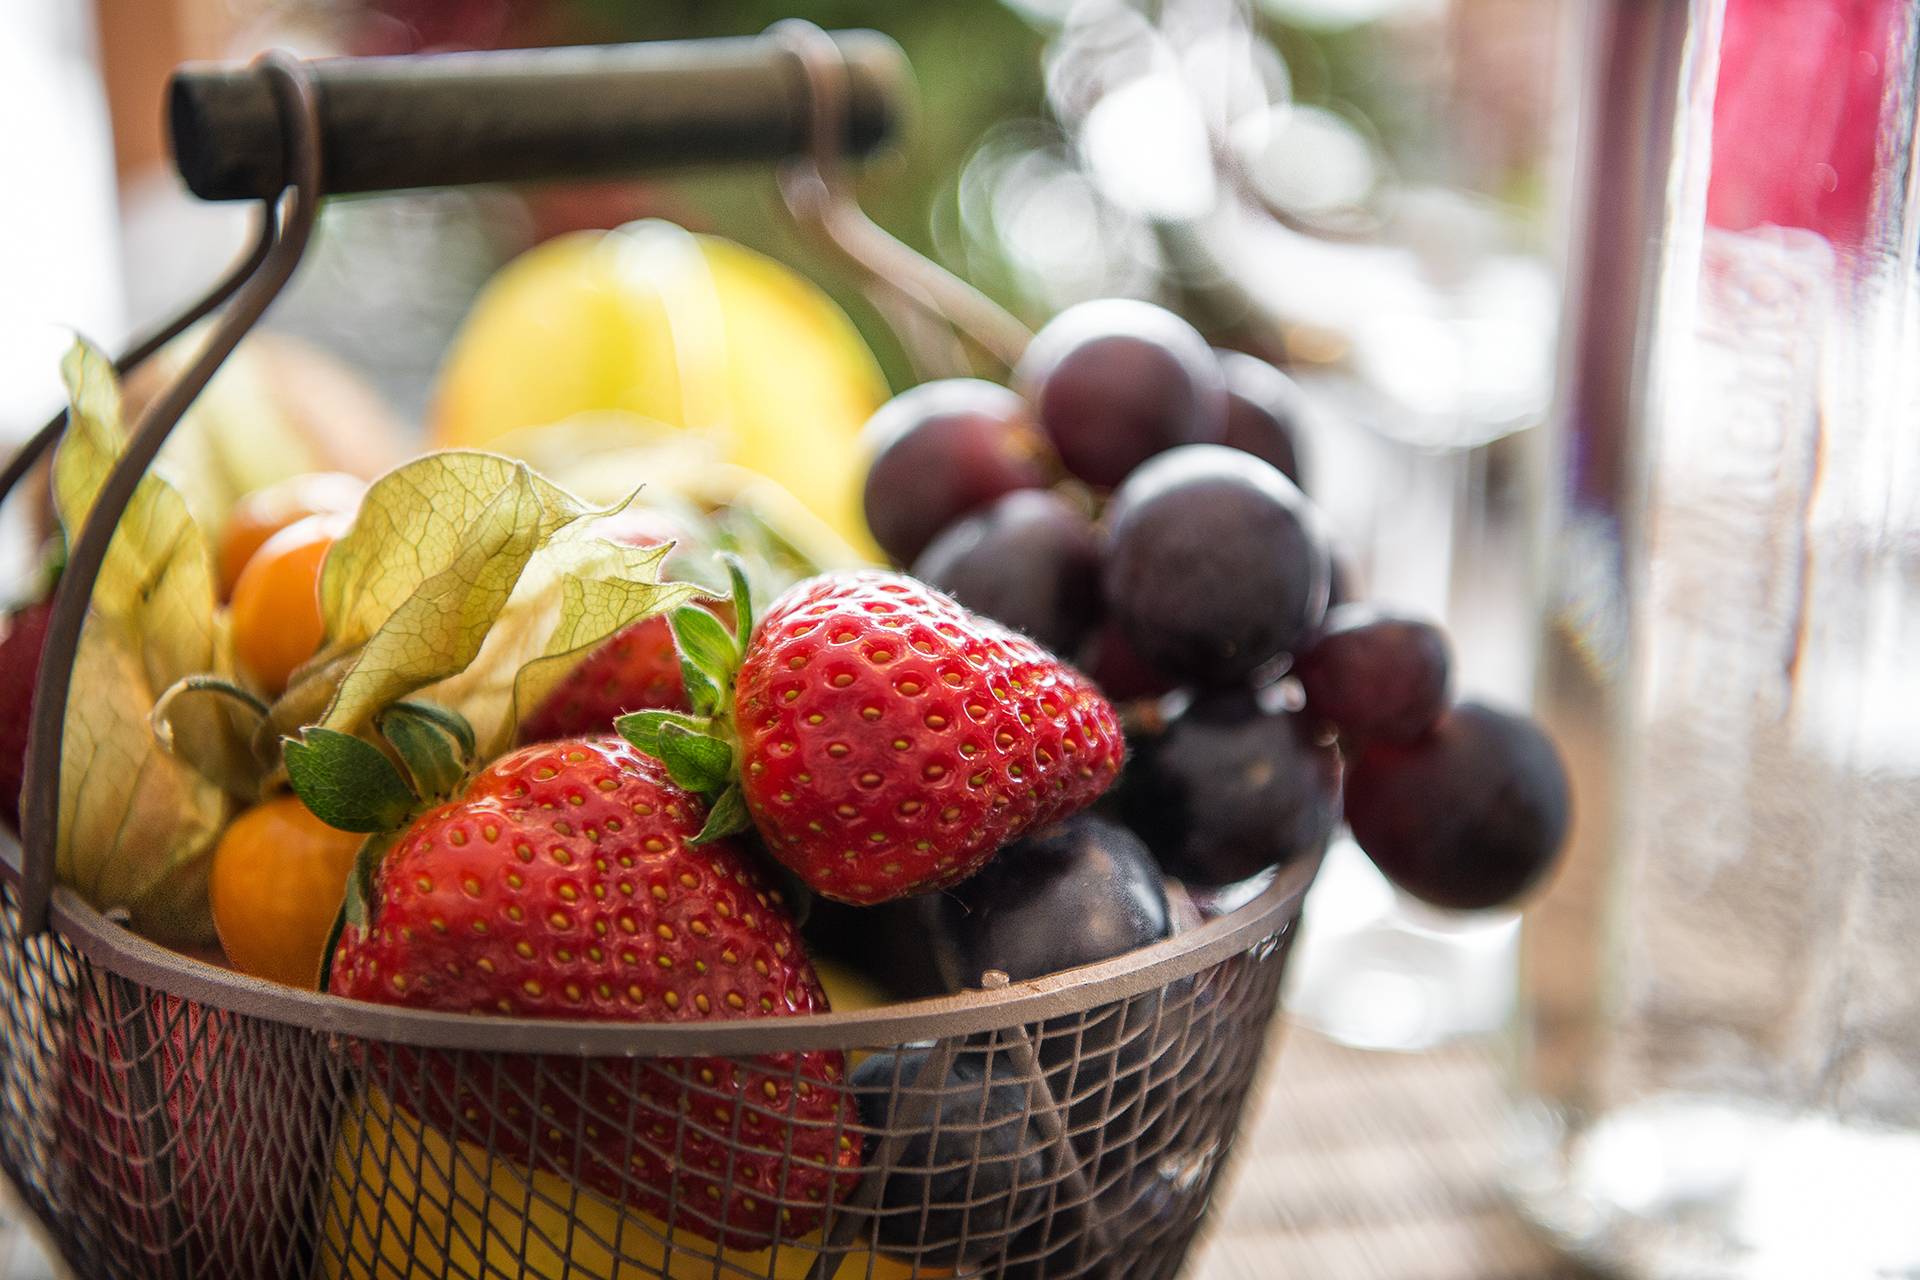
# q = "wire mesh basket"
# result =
<box><xmin>0</xmin><ymin>28</ymin><xmax>1317</xmax><ymax>1280</ymax></box>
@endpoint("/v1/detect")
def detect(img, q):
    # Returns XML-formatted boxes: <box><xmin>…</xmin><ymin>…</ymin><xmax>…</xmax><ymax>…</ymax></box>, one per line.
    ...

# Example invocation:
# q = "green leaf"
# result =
<box><xmin>317</xmin><ymin>830</ymin><xmax>399</xmax><ymax>990</ymax></box>
<box><xmin>373</xmin><ymin>703</ymin><xmax>471</xmax><ymax>805</ymax></box>
<box><xmin>49</xmin><ymin>340</ymin><xmax>241</xmax><ymax>944</ymax></box>
<box><xmin>721</xmin><ymin>552</ymin><xmax>755</xmax><ymax>651</ymax></box>
<box><xmin>614</xmin><ymin>709</ymin><xmax>712</xmax><ymax>758</ymax></box>
<box><xmin>654</xmin><ymin>722</ymin><xmax>733</xmax><ymax>795</ymax></box>
<box><xmin>689</xmin><ymin>784</ymin><xmax>752</xmax><ymax>845</ymax></box>
<box><xmin>669</xmin><ymin>605</ymin><xmax>739</xmax><ymax>685</ymax></box>
<box><xmin>283</xmin><ymin>728</ymin><xmax>418</xmax><ymax>833</ymax></box>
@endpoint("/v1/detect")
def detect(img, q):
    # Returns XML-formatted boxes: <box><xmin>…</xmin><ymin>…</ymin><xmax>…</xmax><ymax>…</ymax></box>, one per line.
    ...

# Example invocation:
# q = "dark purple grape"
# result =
<box><xmin>802</xmin><ymin>892</ymin><xmax>946</xmax><ymax>998</ymax></box>
<box><xmin>852</xmin><ymin>1049</ymin><xmax>1049</xmax><ymax>1266</ymax></box>
<box><xmin>923</xmin><ymin>814</ymin><xmax>1184</xmax><ymax>1178</ymax></box>
<box><xmin>1077</xmin><ymin>620</ymin><xmax>1177</xmax><ymax>703</ymax></box>
<box><xmin>1162</xmin><ymin>877</ymin><xmax>1203</xmax><ymax>935</ymax></box>
<box><xmin>1327</xmin><ymin>555</ymin><xmax>1358</xmax><ymax>610</ymax></box>
<box><xmin>1005</xmin><ymin>1171</ymin><xmax>1186</xmax><ymax>1279</ymax></box>
<box><xmin>1293</xmin><ymin>605</ymin><xmax>1451</xmax><ymax>745</ymax></box>
<box><xmin>1217</xmin><ymin>350</ymin><xmax>1306</xmax><ymax>485</ymax></box>
<box><xmin>861</xmin><ymin>378</ymin><xmax>1051</xmax><ymax>564</ymax></box>
<box><xmin>842</xmin><ymin>812</ymin><xmax>1169</xmax><ymax>998</ymax></box>
<box><xmin>1118</xmin><ymin>687</ymin><xmax>1341</xmax><ymax>886</ymax></box>
<box><xmin>1345</xmin><ymin>702</ymin><xmax>1571</xmax><ymax>911</ymax></box>
<box><xmin>857</xmin><ymin>812</ymin><xmax>1178</xmax><ymax>1155</ymax></box>
<box><xmin>1188</xmin><ymin>867</ymin><xmax>1281</xmax><ymax>920</ymax></box>
<box><xmin>1102</xmin><ymin>444</ymin><xmax>1331</xmax><ymax>686</ymax></box>
<box><xmin>916</xmin><ymin>811</ymin><xmax>1169</xmax><ymax>988</ymax></box>
<box><xmin>1014</xmin><ymin>300</ymin><xmax>1226</xmax><ymax>488</ymax></box>
<box><xmin>912</xmin><ymin>489</ymin><xmax>1104</xmax><ymax>657</ymax></box>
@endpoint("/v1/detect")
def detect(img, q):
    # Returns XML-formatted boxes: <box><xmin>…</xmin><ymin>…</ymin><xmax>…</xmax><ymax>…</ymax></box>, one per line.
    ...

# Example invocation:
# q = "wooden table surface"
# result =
<box><xmin>1188</xmin><ymin>1023</ymin><xmax>1589</xmax><ymax>1280</ymax></box>
<box><xmin>0</xmin><ymin>1021</ymin><xmax>1587</xmax><ymax>1279</ymax></box>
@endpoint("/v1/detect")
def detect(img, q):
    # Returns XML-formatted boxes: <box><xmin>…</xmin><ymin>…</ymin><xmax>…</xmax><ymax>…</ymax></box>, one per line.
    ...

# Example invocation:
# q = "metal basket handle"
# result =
<box><xmin>7</xmin><ymin>54</ymin><xmax>322</xmax><ymax>939</ymax></box>
<box><xmin>170</xmin><ymin>30</ymin><xmax>907</xmax><ymax>202</ymax></box>
<box><xmin>771</xmin><ymin>20</ymin><xmax>1033</xmax><ymax>374</ymax></box>
<box><xmin>1</xmin><ymin>29</ymin><xmax>913</xmax><ymax>937</ymax></box>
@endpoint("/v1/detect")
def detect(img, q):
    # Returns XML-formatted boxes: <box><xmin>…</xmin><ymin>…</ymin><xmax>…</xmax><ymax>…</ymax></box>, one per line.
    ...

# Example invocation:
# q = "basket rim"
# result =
<box><xmin>14</xmin><ymin>850</ymin><xmax>1314</xmax><ymax>1054</ymax></box>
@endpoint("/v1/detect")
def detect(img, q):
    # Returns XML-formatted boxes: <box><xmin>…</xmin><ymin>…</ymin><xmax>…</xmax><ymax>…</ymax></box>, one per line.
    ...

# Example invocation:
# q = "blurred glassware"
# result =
<box><xmin>1510</xmin><ymin>0</ymin><xmax>1920</xmax><ymax>1273</ymax></box>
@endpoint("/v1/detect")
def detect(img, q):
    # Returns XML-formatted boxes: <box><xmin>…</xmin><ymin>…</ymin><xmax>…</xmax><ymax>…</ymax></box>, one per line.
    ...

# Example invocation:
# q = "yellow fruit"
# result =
<box><xmin>321</xmin><ymin>1089</ymin><xmax>941</xmax><ymax>1280</ymax></box>
<box><xmin>812</xmin><ymin>960</ymin><xmax>899</xmax><ymax>1072</ymax></box>
<box><xmin>209</xmin><ymin>795</ymin><xmax>362</xmax><ymax>987</ymax></box>
<box><xmin>815</xmin><ymin>959</ymin><xmax>893</xmax><ymax>1014</ymax></box>
<box><xmin>229</xmin><ymin>512</ymin><xmax>344</xmax><ymax>695</ymax></box>
<box><xmin>431</xmin><ymin>223</ymin><xmax>889</xmax><ymax>558</ymax></box>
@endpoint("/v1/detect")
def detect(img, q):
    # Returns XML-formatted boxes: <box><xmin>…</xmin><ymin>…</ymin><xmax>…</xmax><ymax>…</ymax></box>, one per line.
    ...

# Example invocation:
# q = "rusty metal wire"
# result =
<box><xmin>772</xmin><ymin>19</ymin><xmax>1035</xmax><ymax>378</ymax></box>
<box><xmin>0</xmin><ymin>874</ymin><xmax>1297</xmax><ymax>1280</ymax></box>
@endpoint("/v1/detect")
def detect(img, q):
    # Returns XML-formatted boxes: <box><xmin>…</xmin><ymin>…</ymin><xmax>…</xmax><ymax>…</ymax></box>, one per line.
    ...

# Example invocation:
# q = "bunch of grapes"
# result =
<box><xmin>862</xmin><ymin>299</ymin><xmax>1568</xmax><ymax>911</ymax></box>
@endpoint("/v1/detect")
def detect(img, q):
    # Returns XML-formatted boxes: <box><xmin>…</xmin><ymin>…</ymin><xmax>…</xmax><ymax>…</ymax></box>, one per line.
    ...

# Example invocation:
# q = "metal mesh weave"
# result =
<box><xmin>0</xmin><ymin>878</ymin><xmax>1293</xmax><ymax>1280</ymax></box>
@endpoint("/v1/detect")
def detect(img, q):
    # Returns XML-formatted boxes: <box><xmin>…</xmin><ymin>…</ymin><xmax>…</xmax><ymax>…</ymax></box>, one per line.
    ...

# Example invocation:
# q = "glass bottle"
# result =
<box><xmin>1511</xmin><ymin>0</ymin><xmax>1920</xmax><ymax>1273</ymax></box>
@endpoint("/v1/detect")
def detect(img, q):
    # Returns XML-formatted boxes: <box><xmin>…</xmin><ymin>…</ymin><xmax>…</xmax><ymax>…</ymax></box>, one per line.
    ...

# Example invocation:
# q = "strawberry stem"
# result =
<box><xmin>386</xmin><ymin>699</ymin><xmax>476</xmax><ymax>759</ymax></box>
<box><xmin>316</xmin><ymin>829</ymin><xmax>400</xmax><ymax>990</ymax></box>
<box><xmin>621</xmin><ymin>552</ymin><xmax>757</xmax><ymax>842</ymax></box>
<box><xmin>374</xmin><ymin>702</ymin><xmax>475</xmax><ymax>805</ymax></box>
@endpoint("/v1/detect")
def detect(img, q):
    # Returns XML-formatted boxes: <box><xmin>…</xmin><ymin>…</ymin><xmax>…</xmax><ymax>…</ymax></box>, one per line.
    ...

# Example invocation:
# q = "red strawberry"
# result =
<box><xmin>0</xmin><ymin>596</ymin><xmax>53</xmax><ymax>832</ymax></box>
<box><xmin>519</xmin><ymin>612</ymin><xmax>688</xmax><ymax>741</ymax></box>
<box><xmin>55</xmin><ymin>989</ymin><xmax>314</xmax><ymax>1278</ymax></box>
<box><xmin>627</xmin><ymin>570</ymin><xmax>1125</xmax><ymax>906</ymax></box>
<box><xmin>518</xmin><ymin>511</ymin><xmax>732</xmax><ymax>742</ymax></box>
<box><xmin>318</xmin><ymin>735</ymin><xmax>862</xmax><ymax>1249</ymax></box>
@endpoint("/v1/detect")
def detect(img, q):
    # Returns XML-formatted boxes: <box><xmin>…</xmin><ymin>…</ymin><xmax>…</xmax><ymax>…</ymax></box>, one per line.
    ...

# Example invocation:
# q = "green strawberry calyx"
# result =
<box><xmin>281</xmin><ymin>699</ymin><xmax>478</xmax><ymax>989</ymax></box>
<box><xmin>616</xmin><ymin>553</ymin><xmax>756</xmax><ymax>846</ymax></box>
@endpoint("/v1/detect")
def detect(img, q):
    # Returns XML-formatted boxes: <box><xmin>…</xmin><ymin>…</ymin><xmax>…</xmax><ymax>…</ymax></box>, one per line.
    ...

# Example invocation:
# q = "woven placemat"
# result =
<box><xmin>1186</xmin><ymin>1023</ymin><xmax>1588</xmax><ymax>1280</ymax></box>
<box><xmin>0</xmin><ymin>1021</ymin><xmax>1586</xmax><ymax>1279</ymax></box>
